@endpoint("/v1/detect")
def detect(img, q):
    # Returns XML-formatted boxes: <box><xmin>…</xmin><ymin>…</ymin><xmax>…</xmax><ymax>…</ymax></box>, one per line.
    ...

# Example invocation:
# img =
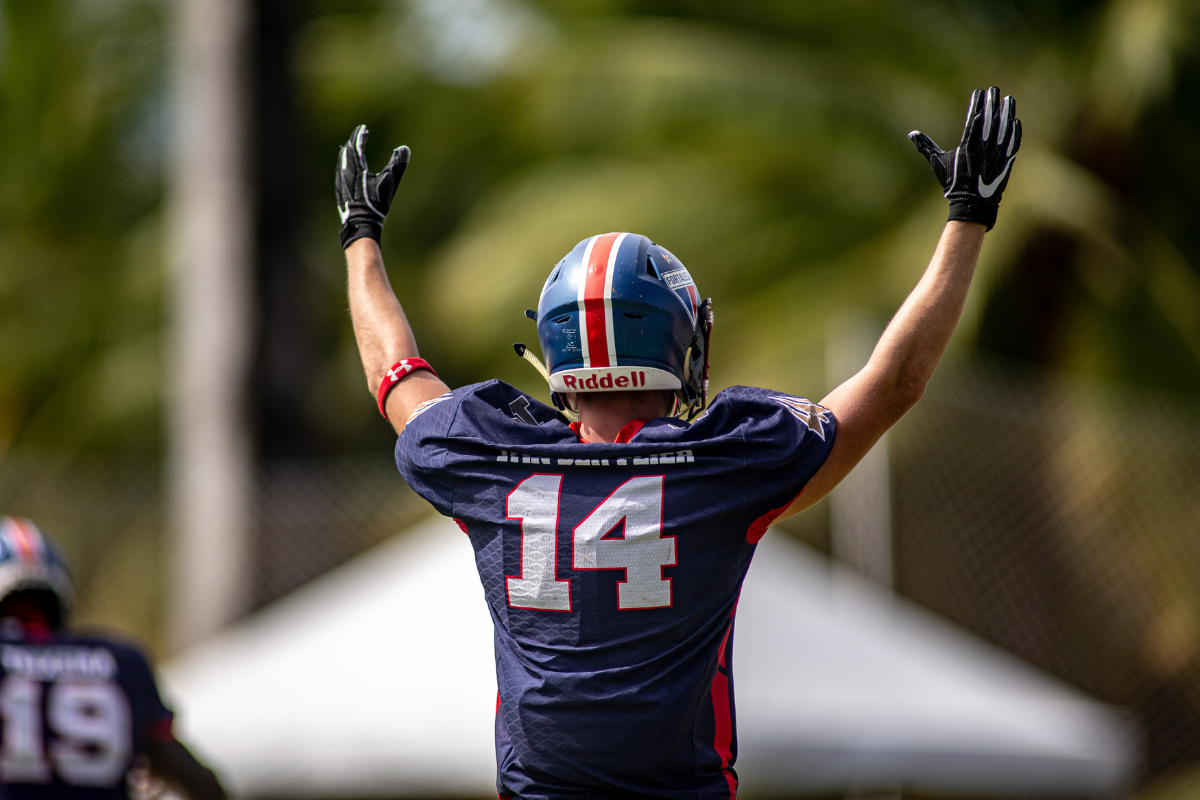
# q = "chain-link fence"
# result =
<box><xmin>897</xmin><ymin>356</ymin><xmax>1200</xmax><ymax>787</ymax></box>
<box><xmin>254</xmin><ymin>456</ymin><xmax>429</xmax><ymax>607</ymax></box>
<box><xmin>779</xmin><ymin>354</ymin><xmax>1200</xmax><ymax>790</ymax></box>
<box><xmin>2</xmin><ymin>355</ymin><xmax>1200</xmax><ymax>791</ymax></box>
<box><xmin>0</xmin><ymin>452</ymin><xmax>428</xmax><ymax>656</ymax></box>
<box><xmin>0</xmin><ymin>452</ymin><xmax>165</xmax><ymax>650</ymax></box>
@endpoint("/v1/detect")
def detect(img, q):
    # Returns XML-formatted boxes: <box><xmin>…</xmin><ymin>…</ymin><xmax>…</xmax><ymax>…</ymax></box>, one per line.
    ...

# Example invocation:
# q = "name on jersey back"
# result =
<box><xmin>496</xmin><ymin>449</ymin><xmax>696</xmax><ymax>467</ymax></box>
<box><xmin>2</xmin><ymin>644</ymin><xmax>118</xmax><ymax>681</ymax></box>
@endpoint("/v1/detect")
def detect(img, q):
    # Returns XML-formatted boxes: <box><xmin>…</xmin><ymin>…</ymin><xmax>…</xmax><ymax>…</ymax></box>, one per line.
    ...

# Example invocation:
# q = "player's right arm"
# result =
<box><xmin>346</xmin><ymin>236</ymin><xmax>449</xmax><ymax>432</ymax></box>
<box><xmin>337</xmin><ymin>125</ymin><xmax>450</xmax><ymax>434</ymax></box>
<box><xmin>144</xmin><ymin>739</ymin><xmax>228</xmax><ymax>800</ymax></box>
<box><xmin>118</xmin><ymin>645</ymin><xmax>228</xmax><ymax>800</ymax></box>
<box><xmin>781</xmin><ymin>87</ymin><xmax>1021</xmax><ymax>518</ymax></box>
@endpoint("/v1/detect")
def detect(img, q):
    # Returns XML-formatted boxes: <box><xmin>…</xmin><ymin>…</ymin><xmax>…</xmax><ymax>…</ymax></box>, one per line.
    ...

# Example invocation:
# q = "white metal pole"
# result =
<box><xmin>827</xmin><ymin>312</ymin><xmax>893</xmax><ymax>589</ymax></box>
<box><xmin>167</xmin><ymin>0</ymin><xmax>254</xmax><ymax>649</ymax></box>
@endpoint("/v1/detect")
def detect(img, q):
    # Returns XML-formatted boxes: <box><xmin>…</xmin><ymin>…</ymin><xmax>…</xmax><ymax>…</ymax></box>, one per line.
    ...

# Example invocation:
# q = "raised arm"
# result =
<box><xmin>336</xmin><ymin>125</ymin><xmax>449</xmax><ymax>433</ymax></box>
<box><xmin>783</xmin><ymin>220</ymin><xmax>982</xmax><ymax>515</ymax></box>
<box><xmin>781</xmin><ymin>86</ymin><xmax>1021</xmax><ymax>518</ymax></box>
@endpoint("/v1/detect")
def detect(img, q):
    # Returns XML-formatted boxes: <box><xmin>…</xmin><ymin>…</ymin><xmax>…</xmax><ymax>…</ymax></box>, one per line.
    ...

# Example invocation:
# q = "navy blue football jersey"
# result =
<box><xmin>0</xmin><ymin>628</ymin><xmax>175</xmax><ymax>800</ymax></box>
<box><xmin>397</xmin><ymin>382</ymin><xmax>835</xmax><ymax>800</ymax></box>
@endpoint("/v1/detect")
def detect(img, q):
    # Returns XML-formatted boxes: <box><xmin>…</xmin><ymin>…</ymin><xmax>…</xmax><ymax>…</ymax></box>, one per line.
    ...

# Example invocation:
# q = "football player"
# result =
<box><xmin>336</xmin><ymin>87</ymin><xmax>1020</xmax><ymax>799</ymax></box>
<box><xmin>0</xmin><ymin>516</ymin><xmax>227</xmax><ymax>800</ymax></box>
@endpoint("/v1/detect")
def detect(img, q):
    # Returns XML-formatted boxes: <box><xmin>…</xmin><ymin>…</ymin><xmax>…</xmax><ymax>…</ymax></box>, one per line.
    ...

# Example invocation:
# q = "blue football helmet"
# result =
<box><xmin>528</xmin><ymin>232</ymin><xmax>713</xmax><ymax>420</ymax></box>
<box><xmin>0</xmin><ymin>517</ymin><xmax>73</xmax><ymax>624</ymax></box>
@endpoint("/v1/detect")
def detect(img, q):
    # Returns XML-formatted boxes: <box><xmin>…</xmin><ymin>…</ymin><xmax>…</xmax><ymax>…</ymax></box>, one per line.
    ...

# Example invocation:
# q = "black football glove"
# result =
<box><xmin>908</xmin><ymin>86</ymin><xmax>1021</xmax><ymax>231</ymax></box>
<box><xmin>335</xmin><ymin>124</ymin><xmax>410</xmax><ymax>250</ymax></box>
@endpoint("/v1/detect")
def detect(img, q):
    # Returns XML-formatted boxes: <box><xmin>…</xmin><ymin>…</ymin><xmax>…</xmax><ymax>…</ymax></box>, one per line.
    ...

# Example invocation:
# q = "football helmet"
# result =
<box><xmin>526</xmin><ymin>232</ymin><xmax>713</xmax><ymax>420</ymax></box>
<box><xmin>0</xmin><ymin>517</ymin><xmax>73</xmax><ymax>625</ymax></box>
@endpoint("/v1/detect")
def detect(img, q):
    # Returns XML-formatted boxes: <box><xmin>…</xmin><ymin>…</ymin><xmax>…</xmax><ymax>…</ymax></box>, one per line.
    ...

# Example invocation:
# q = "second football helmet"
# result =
<box><xmin>529</xmin><ymin>232</ymin><xmax>713</xmax><ymax>420</ymax></box>
<box><xmin>0</xmin><ymin>516</ymin><xmax>73</xmax><ymax>625</ymax></box>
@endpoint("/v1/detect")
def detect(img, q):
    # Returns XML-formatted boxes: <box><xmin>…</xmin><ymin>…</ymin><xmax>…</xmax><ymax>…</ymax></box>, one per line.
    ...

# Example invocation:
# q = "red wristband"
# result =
<box><xmin>377</xmin><ymin>358</ymin><xmax>439</xmax><ymax>420</ymax></box>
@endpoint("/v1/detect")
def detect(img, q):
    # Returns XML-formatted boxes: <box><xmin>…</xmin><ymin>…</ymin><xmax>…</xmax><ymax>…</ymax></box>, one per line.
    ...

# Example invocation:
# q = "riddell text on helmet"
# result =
<box><xmin>550</xmin><ymin>367</ymin><xmax>681</xmax><ymax>393</ymax></box>
<box><xmin>564</xmin><ymin>371</ymin><xmax>643</xmax><ymax>390</ymax></box>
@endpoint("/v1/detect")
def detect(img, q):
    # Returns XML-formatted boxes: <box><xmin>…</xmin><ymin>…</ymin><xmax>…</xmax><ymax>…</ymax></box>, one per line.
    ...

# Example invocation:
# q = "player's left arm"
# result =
<box><xmin>780</xmin><ymin>86</ymin><xmax>1020</xmax><ymax>519</ymax></box>
<box><xmin>337</xmin><ymin>125</ymin><xmax>450</xmax><ymax>434</ymax></box>
<box><xmin>781</xmin><ymin>220</ymin><xmax>983</xmax><ymax>517</ymax></box>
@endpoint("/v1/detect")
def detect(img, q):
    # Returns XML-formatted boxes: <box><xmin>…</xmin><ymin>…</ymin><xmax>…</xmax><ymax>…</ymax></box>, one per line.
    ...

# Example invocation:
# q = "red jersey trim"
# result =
<box><xmin>615</xmin><ymin>418</ymin><xmax>648</xmax><ymax>442</ymax></box>
<box><xmin>746</xmin><ymin>489</ymin><xmax>803</xmax><ymax>544</ymax></box>
<box><xmin>710</xmin><ymin>621</ymin><xmax>738</xmax><ymax>800</ymax></box>
<box><xmin>147</xmin><ymin>715</ymin><xmax>175</xmax><ymax>743</ymax></box>
<box><xmin>568</xmin><ymin>418</ymin><xmax>648</xmax><ymax>443</ymax></box>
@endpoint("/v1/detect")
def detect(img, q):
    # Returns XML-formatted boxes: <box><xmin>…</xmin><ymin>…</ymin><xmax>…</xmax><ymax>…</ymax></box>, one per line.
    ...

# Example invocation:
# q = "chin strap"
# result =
<box><xmin>513</xmin><ymin>344</ymin><xmax>579</xmax><ymax>423</ymax></box>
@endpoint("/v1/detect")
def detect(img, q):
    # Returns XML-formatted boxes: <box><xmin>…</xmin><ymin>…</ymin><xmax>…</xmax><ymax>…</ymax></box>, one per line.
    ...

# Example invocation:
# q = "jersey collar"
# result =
<box><xmin>569</xmin><ymin>418</ymin><xmax>649</xmax><ymax>443</ymax></box>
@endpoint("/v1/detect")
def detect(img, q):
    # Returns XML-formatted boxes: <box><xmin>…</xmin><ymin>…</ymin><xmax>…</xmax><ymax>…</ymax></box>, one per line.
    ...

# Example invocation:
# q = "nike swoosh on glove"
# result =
<box><xmin>908</xmin><ymin>86</ymin><xmax>1021</xmax><ymax>231</ymax></box>
<box><xmin>335</xmin><ymin>124</ymin><xmax>410</xmax><ymax>250</ymax></box>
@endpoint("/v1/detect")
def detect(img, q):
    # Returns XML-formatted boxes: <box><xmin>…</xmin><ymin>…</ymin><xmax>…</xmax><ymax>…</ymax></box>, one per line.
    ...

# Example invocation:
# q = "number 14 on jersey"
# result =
<box><xmin>505</xmin><ymin>475</ymin><xmax>676</xmax><ymax>611</ymax></box>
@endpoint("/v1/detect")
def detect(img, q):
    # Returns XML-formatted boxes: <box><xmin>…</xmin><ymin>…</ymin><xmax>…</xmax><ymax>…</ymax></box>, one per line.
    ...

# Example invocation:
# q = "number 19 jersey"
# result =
<box><xmin>397</xmin><ymin>382</ymin><xmax>836</xmax><ymax>800</ymax></box>
<box><xmin>0</xmin><ymin>629</ymin><xmax>175</xmax><ymax>800</ymax></box>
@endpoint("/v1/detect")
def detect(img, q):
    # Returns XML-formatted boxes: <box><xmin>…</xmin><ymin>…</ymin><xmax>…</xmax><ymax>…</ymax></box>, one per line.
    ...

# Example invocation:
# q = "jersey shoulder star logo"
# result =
<box><xmin>772</xmin><ymin>396</ymin><xmax>831</xmax><ymax>440</ymax></box>
<box><xmin>509</xmin><ymin>396</ymin><xmax>539</xmax><ymax>425</ymax></box>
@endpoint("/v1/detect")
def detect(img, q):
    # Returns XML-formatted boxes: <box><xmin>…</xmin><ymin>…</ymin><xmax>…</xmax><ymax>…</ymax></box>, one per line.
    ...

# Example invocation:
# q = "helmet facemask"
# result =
<box><xmin>674</xmin><ymin>297</ymin><xmax>714</xmax><ymax>421</ymax></box>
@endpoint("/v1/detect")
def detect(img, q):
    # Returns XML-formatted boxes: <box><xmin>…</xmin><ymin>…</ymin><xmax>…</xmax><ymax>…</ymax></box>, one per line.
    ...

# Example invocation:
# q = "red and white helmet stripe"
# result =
<box><xmin>0</xmin><ymin>516</ymin><xmax>74</xmax><ymax>619</ymax></box>
<box><xmin>577</xmin><ymin>232</ymin><xmax>628</xmax><ymax>369</ymax></box>
<box><xmin>5</xmin><ymin>517</ymin><xmax>43</xmax><ymax>565</ymax></box>
<box><xmin>685</xmin><ymin>283</ymin><xmax>700</xmax><ymax>322</ymax></box>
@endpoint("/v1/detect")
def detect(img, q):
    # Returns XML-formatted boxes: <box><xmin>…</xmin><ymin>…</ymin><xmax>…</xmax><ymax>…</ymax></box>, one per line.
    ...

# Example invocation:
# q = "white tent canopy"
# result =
<box><xmin>163</xmin><ymin>516</ymin><xmax>1136</xmax><ymax>798</ymax></box>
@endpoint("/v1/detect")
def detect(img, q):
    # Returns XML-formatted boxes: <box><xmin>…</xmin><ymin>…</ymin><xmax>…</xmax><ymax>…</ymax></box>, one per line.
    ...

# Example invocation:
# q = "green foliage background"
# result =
<box><xmin>3</xmin><ymin>0</ymin><xmax>1200</xmax><ymax>456</ymax></box>
<box><xmin>0</xmin><ymin>0</ymin><xmax>165</xmax><ymax>454</ymax></box>
<box><xmin>293</xmin><ymin>0</ymin><xmax>1200</xmax><ymax>446</ymax></box>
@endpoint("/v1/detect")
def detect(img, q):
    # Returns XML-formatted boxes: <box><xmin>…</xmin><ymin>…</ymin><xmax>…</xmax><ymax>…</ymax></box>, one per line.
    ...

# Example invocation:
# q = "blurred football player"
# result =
<box><xmin>336</xmin><ymin>87</ymin><xmax>1020</xmax><ymax>799</ymax></box>
<box><xmin>0</xmin><ymin>516</ymin><xmax>226</xmax><ymax>800</ymax></box>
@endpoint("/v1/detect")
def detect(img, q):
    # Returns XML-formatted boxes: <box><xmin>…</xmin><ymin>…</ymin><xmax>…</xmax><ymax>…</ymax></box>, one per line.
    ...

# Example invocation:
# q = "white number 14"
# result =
<box><xmin>506</xmin><ymin>475</ymin><xmax>675</xmax><ymax>611</ymax></box>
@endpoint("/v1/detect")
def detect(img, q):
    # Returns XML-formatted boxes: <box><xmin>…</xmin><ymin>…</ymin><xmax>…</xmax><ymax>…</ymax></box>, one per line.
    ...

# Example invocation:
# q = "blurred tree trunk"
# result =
<box><xmin>252</xmin><ymin>0</ymin><xmax>319</xmax><ymax>460</ymax></box>
<box><xmin>252</xmin><ymin>0</ymin><xmax>341</xmax><ymax>611</ymax></box>
<box><xmin>167</xmin><ymin>0</ymin><xmax>254</xmax><ymax>650</ymax></box>
<box><xmin>976</xmin><ymin>230</ymin><xmax>1078</xmax><ymax>365</ymax></box>
<box><xmin>168</xmin><ymin>0</ymin><xmax>326</xmax><ymax>643</ymax></box>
